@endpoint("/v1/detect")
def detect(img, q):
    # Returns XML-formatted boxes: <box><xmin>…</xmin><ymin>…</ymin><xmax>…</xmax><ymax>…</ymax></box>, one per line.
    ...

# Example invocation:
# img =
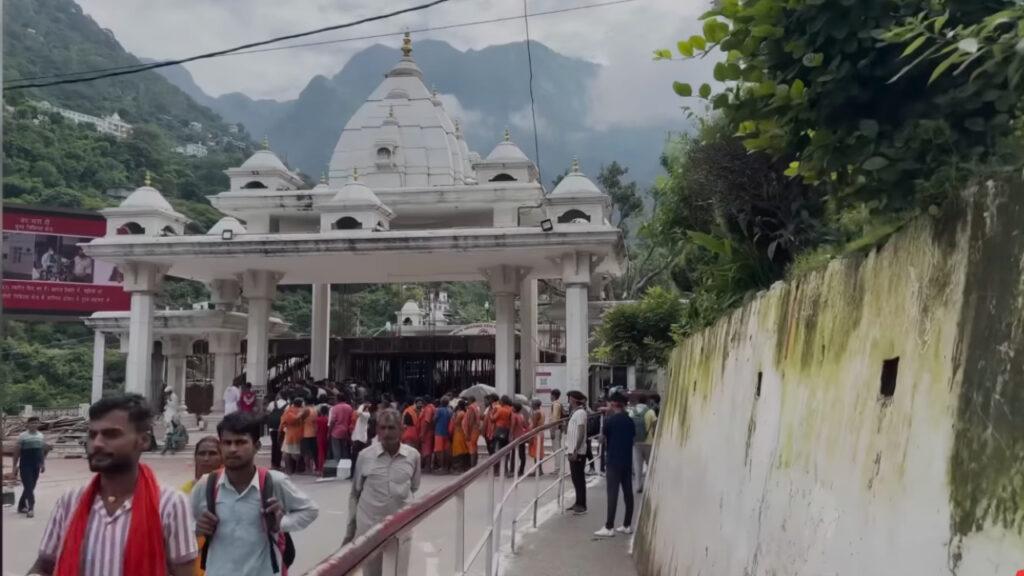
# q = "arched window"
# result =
<box><xmin>489</xmin><ymin>173</ymin><xmax>517</xmax><ymax>182</ymax></box>
<box><xmin>376</xmin><ymin>147</ymin><xmax>392</xmax><ymax>161</ymax></box>
<box><xmin>242</xmin><ymin>180</ymin><xmax>268</xmax><ymax>189</ymax></box>
<box><xmin>116</xmin><ymin>222</ymin><xmax>145</xmax><ymax>235</ymax></box>
<box><xmin>160</xmin><ymin>226</ymin><xmax>177</xmax><ymax>236</ymax></box>
<box><xmin>402</xmin><ymin>317</ymin><xmax>413</xmax><ymax>326</ymax></box>
<box><xmin>557</xmin><ymin>209</ymin><xmax>591</xmax><ymax>224</ymax></box>
<box><xmin>333</xmin><ymin>216</ymin><xmax>362</xmax><ymax>230</ymax></box>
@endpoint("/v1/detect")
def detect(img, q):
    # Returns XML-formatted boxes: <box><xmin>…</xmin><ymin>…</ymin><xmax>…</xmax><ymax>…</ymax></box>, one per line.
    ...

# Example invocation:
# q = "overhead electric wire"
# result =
<box><xmin>523</xmin><ymin>0</ymin><xmax>543</xmax><ymax>177</ymax></box>
<box><xmin>4</xmin><ymin>0</ymin><xmax>638</xmax><ymax>88</ymax></box>
<box><xmin>3</xmin><ymin>0</ymin><xmax>452</xmax><ymax>91</ymax></box>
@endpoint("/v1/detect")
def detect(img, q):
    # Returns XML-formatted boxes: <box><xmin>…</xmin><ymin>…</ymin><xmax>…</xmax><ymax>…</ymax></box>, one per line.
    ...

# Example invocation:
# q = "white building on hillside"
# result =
<box><xmin>175</xmin><ymin>143</ymin><xmax>209</xmax><ymax>158</ymax></box>
<box><xmin>82</xmin><ymin>33</ymin><xmax>622</xmax><ymax>409</ymax></box>
<box><xmin>37</xmin><ymin>101</ymin><xmax>133</xmax><ymax>139</ymax></box>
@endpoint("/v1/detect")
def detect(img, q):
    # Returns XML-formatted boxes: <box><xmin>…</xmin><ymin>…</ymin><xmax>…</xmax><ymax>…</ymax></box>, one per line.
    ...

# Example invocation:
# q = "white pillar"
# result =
<box><xmin>163</xmin><ymin>336</ymin><xmax>190</xmax><ymax>412</ymax></box>
<box><xmin>519</xmin><ymin>277</ymin><xmax>538</xmax><ymax>398</ymax></box>
<box><xmin>91</xmin><ymin>331</ymin><xmax>106</xmax><ymax>402</ymax></box>
<box><xmin>209</xmin><ymin>332</ymin><xmax>241</xmax><ymax>414</ymax></box>
<box><xmin>562</xmin><ymin>253</ymin><xmax>591</xmax><ymax>394</ymax></box>
<box><xmin>310</xmin><ymin>283</ymin><xmax>331</xmax><ymax>380</ymax></box>
<box><xmin>121</xmin><ymin>263</ymin><xmax>166</xmax><ymax>402</ymax></box>
<box><xmin>484</xmin><ymin>265</ymin><xmax>528</xmax><ymax>397</ymax></box>
<box><xmin>243</xmin><ymin>270</ymin><xmax>279</xmax><ymax>393</ymax></box>
<box><xmin>207</xmin><ymin>278</ymin><xmax>241</xmax><ymax>310</ymax></box>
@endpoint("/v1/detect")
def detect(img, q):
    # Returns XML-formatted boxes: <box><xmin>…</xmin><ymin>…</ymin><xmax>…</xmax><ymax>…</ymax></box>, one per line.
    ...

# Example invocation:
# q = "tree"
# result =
<box><xmin>594</xmin><ymin>287</ymin><xmax>686</xmax><ymax>367</ymax></box>
<box><xmin>663</xmin><ymin>0</ymin><xmax>1023</xmax><ymax>229</ymax></box>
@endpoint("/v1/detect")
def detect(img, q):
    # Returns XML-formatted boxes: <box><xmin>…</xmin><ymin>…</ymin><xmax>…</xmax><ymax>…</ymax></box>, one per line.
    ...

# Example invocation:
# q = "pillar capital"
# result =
<box><xmin>561</xmin><ymin>252</ymin><xmax>591</xmax><ymax>286</ymax></box>
<box><xmin>240</xmin><ymin>270</ymin><xmax>282</xmax><ymax>300</ymax></box>
<box><xmin>207</xmin><ymin>278</ymin><xmax>241</xmax><ymax>310</ymax></box>
<box><xmin>482</xmin><ymin>265</ymin><xmax>530</xmax><ymax>295</ymax></box>
<box><xmin>208</xmin><ymin>332</ymin><xmax>241</xmax><ymax>355</ymax></box>
<box><xmin>162</xmin><ymin>335</ymin><xmax>191</xmax><ymax>358</ymax></box>
<box><xmin>121</xmin><ymin>262</ymin><xmax>168</xmax><ymax>293</ymax></box>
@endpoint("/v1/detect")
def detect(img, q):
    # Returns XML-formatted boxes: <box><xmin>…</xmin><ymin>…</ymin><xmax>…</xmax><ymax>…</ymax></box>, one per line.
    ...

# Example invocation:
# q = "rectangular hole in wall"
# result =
<box><xmin>755</xmin><ymin>371</ymin><xmax>763</xmax><ymax>399</ymax></box>
<box><xmin>880</xmin><ymin>357</ymin><xmax>899</xmax><ymax>398</ymax></box>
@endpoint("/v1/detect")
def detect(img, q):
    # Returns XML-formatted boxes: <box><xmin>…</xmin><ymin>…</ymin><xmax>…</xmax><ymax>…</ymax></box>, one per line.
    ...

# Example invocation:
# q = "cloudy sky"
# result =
<box><xmin>76</xmin><ymin>0</ymin><xmax>714</xmax><ymax>129</ymax></box>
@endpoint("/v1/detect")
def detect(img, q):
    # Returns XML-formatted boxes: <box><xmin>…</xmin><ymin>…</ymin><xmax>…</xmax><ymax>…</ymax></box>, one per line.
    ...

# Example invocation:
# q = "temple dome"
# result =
<box><xmin>401</xmin><ymin>300</ymin><xmax>421</xmax><ymax>314</ymax></box>
<box><xmin>240</xmin><ymin>149</ymin><xmax>289</xmax><ymax>172</ymax></box>
<box><xmin>486</xmin><ymin>140</ymin><xmax>530</xmax><ymax>163</ymax></box>
<box><xmin>121</xmin><ymin>185</ymin><xmax>174</xmax><ymax>212</ymax></box>
<box><xmin>549</xmin><ymin>159</ymin><xmax>604</xmax><ymax>198</ymax></box>
<box><xmin>328</xmin><ymin>178</ymin><xmax>386</xmax><ymax>208</ymax></box>
<box><xmin>207</xmin><ymin>216</ymin><xmax>247</xmax><ymax>236</ymax></box>
<box><xmin>327</xmin><ymin>33</ymin><xmax>477</xmax><ymax>189</ymax></box>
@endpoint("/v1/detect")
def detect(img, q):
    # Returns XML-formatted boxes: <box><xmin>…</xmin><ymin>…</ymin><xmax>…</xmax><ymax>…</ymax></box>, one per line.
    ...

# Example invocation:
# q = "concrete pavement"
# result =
<box><xmin>501</xmin><ymin>473</ymin><xmax>640</xmax><ymax>576</ymax></box>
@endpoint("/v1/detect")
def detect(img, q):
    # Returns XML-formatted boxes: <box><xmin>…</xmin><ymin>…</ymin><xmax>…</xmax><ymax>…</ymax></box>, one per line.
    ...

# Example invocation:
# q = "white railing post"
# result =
<box><xmin>557</xmin><ymin>449</ymin><xmax>565</xmax><ymax>513</ymax></box>
<box><xmin>455</xmin><ymin>488</ymin><xmax>466</xmax><ymax>575</ymax></box>
<box><xmin>510</xmin><ymin>451</ymin><xmax>518</xmax><ymax>554</ymax></box>
<box><xmin>486</xmin><ymin>466</ymin><xmax>496</xmax><ymax>576</ymax></box>
<box><xmin>533</xmin><ymin>452</ymin><xmax>541</xmax><ymax>528</ymax></box>
<box><xmin>381</xmin><ymin>535</ymin><xmax>402</xmax><ymax>576</ymax></box>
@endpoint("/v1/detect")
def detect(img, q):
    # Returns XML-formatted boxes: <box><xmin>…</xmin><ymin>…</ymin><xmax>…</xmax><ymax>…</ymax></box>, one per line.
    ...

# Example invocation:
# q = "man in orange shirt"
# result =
<box><xmin>401</xmin><ymin>399</ymin><xmax>422</xmax><ymax>448</ymax></box>
<box><xmin>491</xmin><ymin>395</ymin><xmax>514</xmax><ymax>477</ymax></box>
<box><xmin>280</xmin><ymin>396</ymin><xmax>307</xmax><ymax>474</ymax></box>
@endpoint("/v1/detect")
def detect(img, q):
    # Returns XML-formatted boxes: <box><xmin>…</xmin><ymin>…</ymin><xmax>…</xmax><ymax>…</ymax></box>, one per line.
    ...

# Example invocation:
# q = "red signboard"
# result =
<box><xmin>2</xmin><ymin>205</ymin><xmax>130</xmax><ymax>315</ymax></box>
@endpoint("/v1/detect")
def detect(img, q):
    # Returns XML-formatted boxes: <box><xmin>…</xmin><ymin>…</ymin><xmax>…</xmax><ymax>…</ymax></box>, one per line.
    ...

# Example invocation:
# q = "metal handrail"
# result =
<box><xmin>307</xmin><ymin>414</ymin><xmax>582</xmax><ymax>575</ymax></box>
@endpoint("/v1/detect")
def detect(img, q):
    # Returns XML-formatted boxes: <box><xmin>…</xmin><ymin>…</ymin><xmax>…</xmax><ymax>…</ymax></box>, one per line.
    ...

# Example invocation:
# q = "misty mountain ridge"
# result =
<box><xmin>154</xmin><ymin>39</ymin><xmax>679</xmax><ymax>186</ymax></box>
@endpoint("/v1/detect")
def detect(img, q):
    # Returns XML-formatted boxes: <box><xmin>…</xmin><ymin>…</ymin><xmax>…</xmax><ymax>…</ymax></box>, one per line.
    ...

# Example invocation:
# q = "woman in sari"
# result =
<box><xmin>449</xmin><ymin>400</ymin><xmax>469</xmax><ymax>472</ymax></box>
<box><xmin>180</xmin><ymin>436</ymin><xmax>222</xmax><ymax>576</ymax></box>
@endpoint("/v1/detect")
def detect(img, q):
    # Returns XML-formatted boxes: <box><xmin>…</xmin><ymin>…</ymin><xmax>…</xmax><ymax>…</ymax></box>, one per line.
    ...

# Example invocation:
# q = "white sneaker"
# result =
<box><xmin>594</xmin><ymin>527</ymin><xmax>616</xmax><ymax>538</ymax></box>
<box><xmin>615</xmin><ymin>526</ymin><xmax>633</xmax><ymax>534</ymax></box>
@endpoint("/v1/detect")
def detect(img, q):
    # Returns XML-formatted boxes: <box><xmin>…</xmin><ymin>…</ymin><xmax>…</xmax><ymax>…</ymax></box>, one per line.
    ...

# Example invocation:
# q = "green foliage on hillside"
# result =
<box><xmin>4</xmin><ymin>0</ymin><xmax>240</xmax><ymax>144</ymax></box>
<box><xmin>594</xmin><ymin>287</ymin><xmax>685</xmax><ymax>366</ymax></box>
<box><xmin>3</xmin><ymin>105</ymin><xmax>249</xmax><ymax>230</ymax></box>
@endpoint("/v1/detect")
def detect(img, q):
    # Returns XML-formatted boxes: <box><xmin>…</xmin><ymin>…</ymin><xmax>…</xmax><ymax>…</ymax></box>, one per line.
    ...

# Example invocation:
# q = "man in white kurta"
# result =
<box><xmin>345</xmin><ymin>408</ymin><xmax>421</xmax><ymax>576</ymax></box>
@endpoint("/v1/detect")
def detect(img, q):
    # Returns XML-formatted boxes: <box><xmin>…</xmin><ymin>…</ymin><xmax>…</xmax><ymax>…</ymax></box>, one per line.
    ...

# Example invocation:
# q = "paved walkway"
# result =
<box><xmin>502</xmin><ymin>474</ymin><xmax>639</xmax><ymax>576</ymax></box>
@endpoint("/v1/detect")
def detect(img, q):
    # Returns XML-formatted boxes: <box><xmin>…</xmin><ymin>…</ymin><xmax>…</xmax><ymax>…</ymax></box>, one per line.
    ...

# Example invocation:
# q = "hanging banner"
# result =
<box><xmin>2</xmin><ymin>205</ymin><xmax>130</xmax><ymax>315</ymax></box>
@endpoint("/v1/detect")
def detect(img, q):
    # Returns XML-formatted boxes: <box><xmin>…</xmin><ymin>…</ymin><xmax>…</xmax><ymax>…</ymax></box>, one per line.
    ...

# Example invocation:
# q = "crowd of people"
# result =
<box><xmin>13</xmin><ymin>383</ymin><xmax>662</xmax><ymax>575</ymax></box>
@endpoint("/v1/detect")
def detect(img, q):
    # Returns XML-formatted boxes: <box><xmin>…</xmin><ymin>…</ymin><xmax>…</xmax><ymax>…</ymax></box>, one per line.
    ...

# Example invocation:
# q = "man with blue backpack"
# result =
<box><xmin>628</xmin><ymin>391</ymin><xmax>658</xmax><ymax>493</ymax></box>
<box><xmin>193</xmin><ymin>412</ymin><xmax>319</xmax><ymax>576</ymax></box>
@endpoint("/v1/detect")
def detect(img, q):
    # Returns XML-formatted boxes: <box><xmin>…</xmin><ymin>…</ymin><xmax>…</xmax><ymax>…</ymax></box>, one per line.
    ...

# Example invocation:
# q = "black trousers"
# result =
<box><xmin>605</xmin><ymin>464</ymin><xmax>634</xmax><ymax>529</ymax></box>
<box><xmin>18</xmin><ymin>461</ymin><xmax>40</xmax><ymax>512</ymax></box>
<box><xmin>517</xmin><ymin>443</ymin><xmax>527</xmax><ymax>476</ymax></box>
<box><xmin>492</xmin><ymin>431</ymin><xmax>509</xmax><ymax>475</ymax></box>
<box><xmin>349</xmin><ymin>440</ymin><xmax>368</xmax><ymax>479</ymax></box>
<box><xmin>270</xmin><ymin>430</ymin><xmax>283</xmax><ymax>469</ymax></box>
<box><xmin>569</xmin><ymin>456</ymin><xmax>587</xmax><ymax>509</ymax></box>
<box><xmin>585</xmin><ymin>441</ymin><xmax>595</xmax><ymax>471</ymax></box>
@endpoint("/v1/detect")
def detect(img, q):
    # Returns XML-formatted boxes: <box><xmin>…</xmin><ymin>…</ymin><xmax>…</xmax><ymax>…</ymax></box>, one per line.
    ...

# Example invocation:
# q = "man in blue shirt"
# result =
<box><xmin>193</xmin><ymin>412</ymin><xmax>319</xmax><ymax>575</ymax></box>
<box><xmin>594</xmin><ymin>391</ymin><xmax>635</xmax><ymax>537</ymax></box>
<box><xmin>433</xmin><ymin>396</ymin><xmax>453</xmax><ymax>473</ymax></box>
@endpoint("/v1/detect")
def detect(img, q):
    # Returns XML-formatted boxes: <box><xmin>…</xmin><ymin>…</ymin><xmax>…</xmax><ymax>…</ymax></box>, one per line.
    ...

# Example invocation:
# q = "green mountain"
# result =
<box><xmin>2</xmin><ymin>0</ymin><xmax>259</xmax><ymax>229</ymax></box>
<box><xmin>156</xmin><ymin>40</ymin><xmax>681</xmax><ymax>185</ymax></box>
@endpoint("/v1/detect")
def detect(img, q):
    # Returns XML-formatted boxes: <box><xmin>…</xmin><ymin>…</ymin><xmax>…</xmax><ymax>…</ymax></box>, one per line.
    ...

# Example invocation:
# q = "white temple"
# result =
<box><xmin>83</xmin><ymin>33</ymin><xmax>622</xmax><ymax>408</ymax></box>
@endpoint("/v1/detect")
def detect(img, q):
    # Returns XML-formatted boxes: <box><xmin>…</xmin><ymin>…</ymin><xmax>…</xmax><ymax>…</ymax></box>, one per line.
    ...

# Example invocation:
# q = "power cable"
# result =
<box><xmin>3</xmin><ymin>0</ymin><xmax>452</xmax><ymax>91</ymax></box>
<box><xmin>522</xmin><ymin>0</ymin><xmax>542</xmax><ymax>177</ymax></box>
<box><xmin>4</xmin><ymin>0</ymin><xmax>638</xmax><ymax>88</ymax></box>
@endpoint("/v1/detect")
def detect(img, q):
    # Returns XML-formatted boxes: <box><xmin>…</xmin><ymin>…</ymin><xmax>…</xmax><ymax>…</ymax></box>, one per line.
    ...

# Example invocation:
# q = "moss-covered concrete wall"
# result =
<box><xmin>635</xmin><ymin>181</ymin><xmax>1024</xmax><ymax>576</ymax></box>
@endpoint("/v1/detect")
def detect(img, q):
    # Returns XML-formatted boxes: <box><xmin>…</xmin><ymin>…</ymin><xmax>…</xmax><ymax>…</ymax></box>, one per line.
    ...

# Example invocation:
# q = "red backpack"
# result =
<box><xmin>200</xmin><ymin>468</ymin><xmax>296</xmax><ymax>574</ymax></box>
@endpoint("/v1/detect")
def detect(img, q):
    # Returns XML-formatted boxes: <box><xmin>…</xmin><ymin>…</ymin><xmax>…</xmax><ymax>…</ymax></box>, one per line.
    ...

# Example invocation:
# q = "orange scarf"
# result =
<box><xmin>55</xmin><ymin>463</ymin><xmax>166</xmax><ymax>576</ymax></box>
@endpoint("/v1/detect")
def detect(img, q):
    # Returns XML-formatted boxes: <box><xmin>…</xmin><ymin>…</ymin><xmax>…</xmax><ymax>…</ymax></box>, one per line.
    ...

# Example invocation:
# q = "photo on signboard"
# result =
<box><xmin>63</xmin><ymin>236</ymin><xmax>95</xmax><ymax>283</ymax></box>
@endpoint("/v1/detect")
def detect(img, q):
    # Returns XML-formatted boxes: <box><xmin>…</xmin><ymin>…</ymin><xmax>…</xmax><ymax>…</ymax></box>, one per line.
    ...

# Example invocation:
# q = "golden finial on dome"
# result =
<box><xmin>401</xmin><ymin>32</ymin><xmax>412</xmax><ymax>58</ymax></box>
<box><xmin>262</xmin><ymin>135</ymin><xmax>270</xmax><ymax>150</ymax></box>
<box><xmin>144</xmin><ymin>169</ymin><xmax>152</xmax><ymax>187</ymax></box>
<box><xmin>504</xmin><ymin>127</ymin><xmax>511</xmax><ymax>142</ymax></box>
<box><xmin>571</xmin><ymin>156</ymin><xmax>580</xmax><ymax>173</ymax></box>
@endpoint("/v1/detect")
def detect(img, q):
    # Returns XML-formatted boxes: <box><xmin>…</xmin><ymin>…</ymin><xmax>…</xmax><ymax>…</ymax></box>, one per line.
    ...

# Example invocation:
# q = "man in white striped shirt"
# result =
<box><xmin>29</xmin><ymin>394</ymin><xmax>197</xmax><ymax>576</ymax></box>
<box><xmin>564</xmin><ymin>390</ymin><xmax>589</xmax><ymax>514</ymax></box>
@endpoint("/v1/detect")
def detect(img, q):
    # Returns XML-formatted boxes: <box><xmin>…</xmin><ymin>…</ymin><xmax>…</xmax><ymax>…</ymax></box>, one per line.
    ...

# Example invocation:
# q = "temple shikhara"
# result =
<box><xmin>82</xmin><ymin>34</ymin><xmax>623</xmax><ymax>417</ymax></box>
